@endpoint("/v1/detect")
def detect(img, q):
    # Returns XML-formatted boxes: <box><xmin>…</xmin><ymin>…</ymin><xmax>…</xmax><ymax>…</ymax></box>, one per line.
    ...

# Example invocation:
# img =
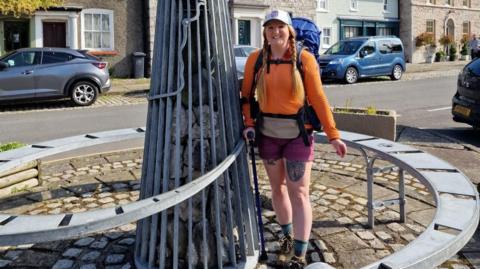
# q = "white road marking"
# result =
<box><xmin>427</xmin><ymin>106</ymin><xmax>451</xmax><ymax>112</ymax></box>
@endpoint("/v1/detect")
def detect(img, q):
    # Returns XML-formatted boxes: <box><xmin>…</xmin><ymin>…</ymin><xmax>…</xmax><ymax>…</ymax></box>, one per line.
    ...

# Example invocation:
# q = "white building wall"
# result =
<box><xmin>232</xmin><ymin>7</ymin><xmax>265</xmax><ymax>48</ymax></box>
<box><xmin>316</xmin><ymin>0</ymin><xmax>399</xmax><ymax>52</ymax></box>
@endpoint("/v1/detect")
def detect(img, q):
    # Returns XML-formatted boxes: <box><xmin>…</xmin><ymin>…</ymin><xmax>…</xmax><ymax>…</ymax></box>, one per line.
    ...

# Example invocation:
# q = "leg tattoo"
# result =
<box><xmin>286</xmin><ymin>160</ymin><xmax>306</xmax><ymax>182</ymax></box>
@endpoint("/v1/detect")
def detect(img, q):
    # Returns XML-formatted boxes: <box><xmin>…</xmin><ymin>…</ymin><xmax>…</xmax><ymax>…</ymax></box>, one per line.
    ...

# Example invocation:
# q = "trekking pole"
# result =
<box><xmin>246</xmin><ymin>131</ymin><xmax>268</xmax><ymax>261</ymax></box>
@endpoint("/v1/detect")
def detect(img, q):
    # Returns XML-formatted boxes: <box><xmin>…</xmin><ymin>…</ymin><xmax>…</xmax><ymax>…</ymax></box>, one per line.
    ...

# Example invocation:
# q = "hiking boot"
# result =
<box><xmin>277</xmin><ymin>234</ymin><xmax>294</xmax><ymax>265</ymax></box>
<box><xmin>279</xmin><ymin>234</ymin><xmax>294</xmax><ymax>255</ymax></box>
<box><xmin>284</xmin><ymin>255</ymin><xmax>307</xmax><ymax>269</ymax></box>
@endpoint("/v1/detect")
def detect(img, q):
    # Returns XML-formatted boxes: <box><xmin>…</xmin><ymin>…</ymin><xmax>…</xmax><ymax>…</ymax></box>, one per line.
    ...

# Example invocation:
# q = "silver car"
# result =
<box><xmin>0</xmin><ymin>47</ymin><xmax>110</xmax><ymax>106</ymax></box>
<box><xmin>234</xmin><ymin>45</ymin><xmax>258</xmax><ymax>78</ymax></box>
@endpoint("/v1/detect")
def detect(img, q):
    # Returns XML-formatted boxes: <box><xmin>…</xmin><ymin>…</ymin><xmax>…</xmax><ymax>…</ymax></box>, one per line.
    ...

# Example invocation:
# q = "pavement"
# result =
<box><xmin>0</xmin><ymin>60</ymin><xmax>479</xmax><ymax>269</ymax></box>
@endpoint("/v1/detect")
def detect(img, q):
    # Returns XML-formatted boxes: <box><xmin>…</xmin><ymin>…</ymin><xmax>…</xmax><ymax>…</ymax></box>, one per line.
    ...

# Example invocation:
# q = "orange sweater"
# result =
<box><xmin>241</xmin><ymin>49</ymin><xmax>340</xmax><ymax>141</ymax></box>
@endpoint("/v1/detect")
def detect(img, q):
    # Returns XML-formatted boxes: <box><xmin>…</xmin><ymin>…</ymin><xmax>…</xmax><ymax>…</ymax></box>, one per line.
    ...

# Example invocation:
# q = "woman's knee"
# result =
<box><xmin>288</xmin><ymin>187</ymin><xmax>310</xmax><ymax>205</ymax></box>
<box><xmin>271</xmin><ymin>181</ymin><xmax>288</xmax><ymax>197</ymax></box>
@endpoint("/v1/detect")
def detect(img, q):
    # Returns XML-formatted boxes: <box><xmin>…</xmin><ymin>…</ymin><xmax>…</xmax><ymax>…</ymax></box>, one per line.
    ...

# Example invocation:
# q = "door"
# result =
<box><xmin>43</xmin><ymin>22</ymin><xmax>66</xmax><ymax>47</ymax></box>
<box><xmin>377</xmin><ymin>39</ymin><xmax>395</xmax><ymax>74</ymax></box>
<box><xmin>35</xmin><ymin>50</ymin><xmax>76</xmax><ymax>97</ymax></box>
<box><xmin>0</xmin><ymin>51</ymin><xmax>40</xmax><ymax>100</ymax></box>
<box><xmin>357</xmin><ymin>41</ymin><xmax>379</xmax><ymax>76</ymax></box>
<box><xmin>3</xmin><ymin>21</ymin><xmax>30</xmax><ymax>51</ymax></box>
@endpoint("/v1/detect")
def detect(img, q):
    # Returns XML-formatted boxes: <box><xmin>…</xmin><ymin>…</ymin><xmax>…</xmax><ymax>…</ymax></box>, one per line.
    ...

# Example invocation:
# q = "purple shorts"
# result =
<box><xmin>258</xmin><ymin>134</ymin><xmax>314</xmax><ymax>161</ymax></box>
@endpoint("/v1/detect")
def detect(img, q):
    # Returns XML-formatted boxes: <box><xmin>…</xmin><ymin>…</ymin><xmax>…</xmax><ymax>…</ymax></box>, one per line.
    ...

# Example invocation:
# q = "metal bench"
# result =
<box><xmin>316</xmin><ymin>132</ymin><xmax>479</xmax><ymax>269</ymax></box>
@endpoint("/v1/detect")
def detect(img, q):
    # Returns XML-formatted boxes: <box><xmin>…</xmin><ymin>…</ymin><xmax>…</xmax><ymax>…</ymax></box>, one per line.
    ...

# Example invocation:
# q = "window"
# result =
<box><xmin>378</xmin><ymin>40</ymin><xmax>392</xmax><ymax>54</ymax></box>
<box><xmin>350</xmin><ymin>0</ymin><xmax>358</xmax><ymax>10</ymax></box>
<box><xmin>344</xmin><ymin>26</ymin><xmax>360</xmax><ymax>38</ymax></box>
<box><xmin>322</xmin><ymin>27</ymin><xmax>331</xmax><ymax>47</ymax></box>
<box><xmin>360</xmin><ymin>41</ymin><xmax>375</xmax><ymax>56</ymax></box>
<box><xmin>318</xmin><ymin>0</ymin><xmax>328</xmax><ymax>10</ymax></box>
<box><xmin>428</xmin><ymin>0</ymin><xmax>436</xmax><ymax>3</ymax></box>
<box><xmin>426</xmin><ymin>19</ymin><xmax>436</xmax><ymax>39</ymax></box>
<box><xmin>4</xmin><ymin>52</ymin><xmax>40</xmax><ymax>67</ymax></box>
<box><xmin>463</xmin><ymin>0</ymin><xmax>471</xmax><ymax>7</ymax></box>
<box><xmin>383</xmin><ymin>0</ymin><xmax>388</xmax><ymax>11</ymax></box>
<box><xmin>82</xmin><ymin>9</ymin><xmax>114</xmax><ymax>50</ymax></box>
<box><xmin>238</xmin><ymin>20</ymin><xmax>251</xmax><ymax>45</ymax></box>
<box><xmin>446</xmin><ymin>0</ymin><xmax>453</xmax><ymax>5</ymax></box>
<box><xmin>377</xmin><ymin>27</ymin><xmax>393</xmax><ymax>36</ymax></box>
<box><xmin>391</xmin><ymin>41</ymin><xmax>403</xmax><ymax>53</ymax></box>
<box><xmin>463</xmin><ymin>21</ymin><xmax>471</xmax><ymax>36</ymax></box>
<box><xmin>42</xmin><ymin>52</ymin><xmax>74</xmax><ymax>64</ymax></box>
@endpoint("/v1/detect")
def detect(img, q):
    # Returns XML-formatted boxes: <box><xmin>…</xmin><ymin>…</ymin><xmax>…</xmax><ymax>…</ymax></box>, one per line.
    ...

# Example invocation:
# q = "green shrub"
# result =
<box><xmin>0</xmin><ymin>142</ymin><xmax>26</xmax><ymax>152</ymax></box>
<box><xmin>449</xmin><ymin>45</ymin><xmax>457</xmax><ymax>61</ymax></box>
<box><xmin>435</xmin><ymin>51</ymin><xmax>446</xmax><ymax>62</ymax></box>
<box><xmin>461</xmin><ymin>43</ymin><xmax>468</xmax><ymax>56</ymax></box>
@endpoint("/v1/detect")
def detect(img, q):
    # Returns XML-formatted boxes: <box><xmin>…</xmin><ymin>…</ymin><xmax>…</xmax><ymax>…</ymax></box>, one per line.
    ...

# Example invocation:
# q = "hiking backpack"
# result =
<box><xmin>292</xmin><ymin>17</ymin><xmax>322</xmax><ymax>65</ymax></box>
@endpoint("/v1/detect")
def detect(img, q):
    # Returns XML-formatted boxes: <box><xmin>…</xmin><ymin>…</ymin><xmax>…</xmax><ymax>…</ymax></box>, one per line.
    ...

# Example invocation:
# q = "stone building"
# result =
<box><xmin>0</xmin><ymin>0</ymin><xmax>146</xmax><ymax>77</ymax></box>
<box><xmin>399</xmin><ymin>0</ymin><xmax>480</xmax><ymax>63</ymax></box>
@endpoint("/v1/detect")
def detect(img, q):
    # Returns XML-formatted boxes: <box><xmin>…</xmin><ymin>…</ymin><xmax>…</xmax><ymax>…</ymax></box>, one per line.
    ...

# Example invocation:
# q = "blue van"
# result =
<box><xmin>319</xmin><ymin>36</ymin><xmax>406</xmax><ymax>84</ymax></box>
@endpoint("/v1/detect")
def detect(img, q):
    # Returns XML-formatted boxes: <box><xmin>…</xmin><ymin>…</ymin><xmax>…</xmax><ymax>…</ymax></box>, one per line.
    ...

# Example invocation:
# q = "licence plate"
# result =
<box><xmin>453</xmin><ymin>105</ymin><xmax>471</xmax><ymax>117</ymax></box>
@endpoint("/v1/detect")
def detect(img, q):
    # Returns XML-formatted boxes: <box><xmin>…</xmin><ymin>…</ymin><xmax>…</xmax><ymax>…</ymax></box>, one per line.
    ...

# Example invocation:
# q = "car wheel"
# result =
<box><xmin>344</xmin><ymin>67</ymin><xmax>358</xmax><ymax>84</ymax></box>
<box><xmin>70</xmin><ymin>81</ymin><xmax>98</xmax><ymax>106</ymax></box>
<box><xmin>390</xmin><ymin>64</ymin><xmax>403</xmax><ymax>80</ymax></box>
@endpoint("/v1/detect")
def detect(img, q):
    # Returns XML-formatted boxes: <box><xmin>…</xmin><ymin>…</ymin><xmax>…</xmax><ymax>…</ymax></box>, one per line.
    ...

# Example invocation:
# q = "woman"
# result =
<box><xmin>241</xmin><ymin>10</ymin><xmax>347</xmax><ymax>268</ymax></box>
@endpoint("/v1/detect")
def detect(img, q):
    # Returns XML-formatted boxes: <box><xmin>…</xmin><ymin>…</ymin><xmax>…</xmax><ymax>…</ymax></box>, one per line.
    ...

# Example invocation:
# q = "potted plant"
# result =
<box><xmin>332</xmin><ymin>106</ymin><xmax>397</xmax><ymax>141</ymax></box>
<box><xmin>435</xmin><ymin>51</ymin><xmax>446</xmax><ymax>62</ymax></box>
<box><xmin>460</xmin><ymin>34</ymin><xmax>470</xmax><ymax>61</ymax></box>
<box><xmin>439</xmin><ymin>34</ymin><xmax>454</xmax><ymax>47</ymax></box>
<box><xmin>449</xmin><ymin>44</ymin><xmax>457</xmax><ymax>61</ymax></box>
<box><xmin>416</xmin><ymin>32</ymin><xmax>436</xmax><ymax>63</ymax></box>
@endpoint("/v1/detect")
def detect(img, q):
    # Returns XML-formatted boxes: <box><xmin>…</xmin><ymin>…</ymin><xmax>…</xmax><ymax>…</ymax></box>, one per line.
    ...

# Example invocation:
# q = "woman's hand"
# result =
<box><xmin>330</xmin><ymin>139</ymin><xmax>347</xmax><ymax>158</ymax></box>
<box><xmin>243</xmin><ymin>127</ymin><xmax>255</xmax><ymax>141</ymax></box>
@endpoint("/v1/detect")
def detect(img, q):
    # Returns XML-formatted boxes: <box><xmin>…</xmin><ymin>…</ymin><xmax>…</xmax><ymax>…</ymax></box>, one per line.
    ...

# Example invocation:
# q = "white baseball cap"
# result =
<box><xmin>263</xmin><ymin>10</ymin><xmax>292</xmax><ymax>26</ymax></box>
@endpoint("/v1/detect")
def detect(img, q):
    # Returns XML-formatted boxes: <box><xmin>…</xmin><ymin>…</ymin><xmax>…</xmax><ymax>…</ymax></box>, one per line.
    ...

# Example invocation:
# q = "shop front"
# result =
<box><xmin>338</xmin><ymin>17</ymin><xmax>399</xmax><ymax>40</ymax></box>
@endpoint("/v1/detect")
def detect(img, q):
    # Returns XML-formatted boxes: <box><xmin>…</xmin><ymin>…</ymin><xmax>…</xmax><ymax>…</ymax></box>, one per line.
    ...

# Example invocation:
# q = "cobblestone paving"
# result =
<box><xmin>0</xmin><ymin>145</ymin><xmax>474</xmax><ymax>269</ymax></box>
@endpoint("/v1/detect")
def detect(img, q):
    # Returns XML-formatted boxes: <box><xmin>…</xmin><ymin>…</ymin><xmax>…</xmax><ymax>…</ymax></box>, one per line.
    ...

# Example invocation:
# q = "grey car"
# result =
<box><xmin>234</xmin><ymin>45</ymin><xmax>258</xmax><ymax>78</ymax></box>
<box><xmin>0</xmin><ymin>47</ymin><xmax>111</xmax><ymax>106</ymax></box>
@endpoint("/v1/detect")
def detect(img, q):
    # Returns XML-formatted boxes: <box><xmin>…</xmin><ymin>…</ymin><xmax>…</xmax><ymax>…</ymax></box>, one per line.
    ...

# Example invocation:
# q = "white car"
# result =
<box><xmin>234</xmin><ymin>45</ymin><xmax>258</xmax><ymax>78</ymax></box>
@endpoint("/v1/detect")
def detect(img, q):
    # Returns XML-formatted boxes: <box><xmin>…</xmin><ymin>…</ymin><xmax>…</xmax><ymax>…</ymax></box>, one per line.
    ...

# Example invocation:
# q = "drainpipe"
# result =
<box><xmin>142</xmin><ymin>0</ymin><xmax>151</xmax><ymax>78</ymax></box>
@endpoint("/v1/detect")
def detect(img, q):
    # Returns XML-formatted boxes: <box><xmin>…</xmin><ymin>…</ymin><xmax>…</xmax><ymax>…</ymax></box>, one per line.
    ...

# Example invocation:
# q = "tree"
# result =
<box><xmin>0</xmin><ymin>0</ymin><xmax>63</xmax><ymax>17</ymax></box>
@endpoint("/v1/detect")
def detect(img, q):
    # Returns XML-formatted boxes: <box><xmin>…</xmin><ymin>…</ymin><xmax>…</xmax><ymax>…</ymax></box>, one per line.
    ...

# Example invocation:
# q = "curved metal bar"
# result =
<box><xmin>0</xmin><ymin>128</ymin><xmax>146</xmax><ymax>174</ymax></box>
<box><xmin>0</xmin><ymin>137</ymin><xmax>245</xmax><ymax>247</ymax></box>
<box><xmin>315</xmin><ymin>131</ymin><xmax>479</xmax><ymax>269</ymax></box>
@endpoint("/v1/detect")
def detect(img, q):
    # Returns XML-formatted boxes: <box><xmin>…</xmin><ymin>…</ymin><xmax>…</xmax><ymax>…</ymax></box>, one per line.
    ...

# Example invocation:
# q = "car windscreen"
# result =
<box><xmin>0</xmin><ymin>51</ymin><xmax>16</xmax><ymax>61</ymax></box>
<box><xmin>243</xmin><ymin>47</ymin><xmax>257</xmax><ymax>55</ymax></box>
<box><xmin>324</xmin><ymin>40</ymin><xmax>364</xmax><ymax>55</ymax></box>
<box><xmin>466</xmin><ymin>58</ymin><xmax>480</xmax><ymax>76</ymax></box>
<box><xmin>234</xmin><ymin>48</ymin><xmax>244</xmax><ymax>57</ymax></box>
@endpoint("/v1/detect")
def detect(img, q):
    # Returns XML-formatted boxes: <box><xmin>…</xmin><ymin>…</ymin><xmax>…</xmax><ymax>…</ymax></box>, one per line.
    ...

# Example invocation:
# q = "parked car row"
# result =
<box><xmin>0</xmin><ymin>47</ymin><xmax>110</xmax><ymax>106</ymax></box>
<box><xmin>234</xmin><ymin>35</ymin><xmax>406</xmax><ymax>84</ymax></box>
